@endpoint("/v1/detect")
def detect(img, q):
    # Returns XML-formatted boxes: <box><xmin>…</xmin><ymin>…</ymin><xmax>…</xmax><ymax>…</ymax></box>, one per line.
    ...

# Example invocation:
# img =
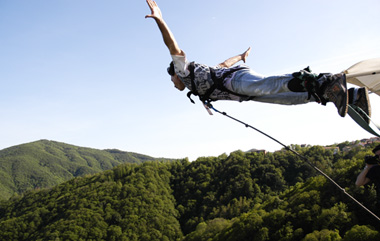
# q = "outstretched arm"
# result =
<box><xmin>355</xmin><ymin>165</ymin><xmax>372</xmax><ymax>186</ymax></box>
<box><xmin>217</xmin><ymin>47</ymin><xmax>251</xmax><ymax>68</ymax></box>
<box><xmin>145</xmin><ymin>0</ymin><xmax>183</xmax><ymax>56</ymax></box>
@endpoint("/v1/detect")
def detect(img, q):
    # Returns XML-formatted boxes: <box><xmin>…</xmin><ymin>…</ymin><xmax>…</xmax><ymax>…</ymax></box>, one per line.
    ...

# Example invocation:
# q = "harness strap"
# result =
<box><xmin>291</xmin><ymin>67</ymin><xmax>328</xmax><ymax>105</ymax></box>
<box><xmin>348</xmin><ymin>104</ymin><xmax>380</xmax><ymax>137</ymax></box>
<box><xmin>187</xmin><ymin>63</ymin><xmax>254</xmax><ymax>104</ymax></box>
<box><xmin>189</xmin><ymin>62</ymin><xmax>198</xmax><ymax>93</ymax></box>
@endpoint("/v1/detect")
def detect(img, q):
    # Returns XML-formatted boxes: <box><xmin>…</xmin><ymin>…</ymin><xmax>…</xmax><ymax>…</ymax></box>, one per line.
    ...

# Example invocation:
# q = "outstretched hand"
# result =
<box><xmin>241</xmin><ymin>47</ymin><xmax>251</xmax><ymax>63</ymax></box>
<box><xmin>145</xmin><ymin>0</ymin><xmax>162</xmax><ymax>20</ymax></box>
<box><xmin>144</xmin><ymin>0</ymin><xmax>182</xmax><ymax>55</ymax></box>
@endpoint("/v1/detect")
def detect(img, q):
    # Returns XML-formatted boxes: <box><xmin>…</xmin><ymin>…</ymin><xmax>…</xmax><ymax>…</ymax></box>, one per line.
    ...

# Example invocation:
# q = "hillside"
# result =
<box><xmin>0</xmin><ymin>144</ymin><xmax>379</xmax><ymax>240</ymax></box>
<box><xmin>0</xmin><ymin>140</ymin><xmax>170</xmax><ymax>200</ymax></box>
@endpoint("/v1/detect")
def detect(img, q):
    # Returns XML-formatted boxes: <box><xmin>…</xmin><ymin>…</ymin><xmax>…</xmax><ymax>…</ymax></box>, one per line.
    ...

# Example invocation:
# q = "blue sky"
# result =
<box><xmin>1</xmin><ymin>0</ymin><xmax>379</xmax><ymax>161</ymax></box>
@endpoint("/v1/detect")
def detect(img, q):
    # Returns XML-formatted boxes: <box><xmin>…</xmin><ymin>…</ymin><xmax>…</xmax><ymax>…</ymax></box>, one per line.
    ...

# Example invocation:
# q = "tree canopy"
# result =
<box><xmin>1</xmin><ymin>142</ymin><xmax>380</xmax><ymax>240</ymax></box>
<box><xmin>0</xmin><ymin>140</ymin><xmax>172</xmax><ymax>200</ymax></box>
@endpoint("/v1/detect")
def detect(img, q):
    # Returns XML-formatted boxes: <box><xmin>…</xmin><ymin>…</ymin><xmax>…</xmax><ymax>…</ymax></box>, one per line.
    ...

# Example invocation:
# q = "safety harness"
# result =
<box><xmin>291</xmin><ymin>67</ymin><xmax>329</xmax><ymax>105</ymax></box>
<box><xmin>186</xmin><ymin>62</ymin><xmax>254</xmax><ymax>104</ymax></box>
<box><xmin>186</xmin><ymin>63</ymin><xmax>328</xmax><ymax>106</ymax></box>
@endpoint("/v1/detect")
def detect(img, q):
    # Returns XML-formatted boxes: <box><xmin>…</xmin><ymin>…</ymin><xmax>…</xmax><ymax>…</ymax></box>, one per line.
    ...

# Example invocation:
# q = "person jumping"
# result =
<box><xmin>145</xmin><ymin>0</ymin><xmax>370</xmax><ymax>118</ymax></box>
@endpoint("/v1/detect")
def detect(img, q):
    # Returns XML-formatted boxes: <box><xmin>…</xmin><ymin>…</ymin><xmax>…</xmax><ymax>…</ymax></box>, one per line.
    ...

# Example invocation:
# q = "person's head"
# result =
<box><xmin>365</xmin><ymin>155</ymin><xmax>379</xmax><ymax>165</ymax></box>
<box><xmin>373</xmin><ymin>144</ymin><xmax>380</xmax><ymax>157</ymax></box>
<box><xmin>167</xmin><ymin>61</ymin><xmax>185</xmax><ymax>91</ymax></box>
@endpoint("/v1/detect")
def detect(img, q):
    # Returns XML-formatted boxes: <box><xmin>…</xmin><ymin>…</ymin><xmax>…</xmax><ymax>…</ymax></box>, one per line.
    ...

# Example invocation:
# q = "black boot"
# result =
<box><xmin>321</xmin><ymin>73</ymin><xmax>348</xmax><ymax>117</ymax></box>
<box><xmin>349</xmin><ymin>87</ymin><xmax>371</xmax><ymax>123</ymax></box>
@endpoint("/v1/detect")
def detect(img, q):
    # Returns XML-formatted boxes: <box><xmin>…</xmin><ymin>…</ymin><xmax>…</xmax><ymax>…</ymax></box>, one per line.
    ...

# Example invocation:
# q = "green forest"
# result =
<box><xmin>0</xmin><ymin>141</ymin><xmax>380</xmax><ymax>240</ymax></box>
<box><xmin>0</xmin><ymin>140</ymin><xmax>170</xmax><ymax>200</ymax></box>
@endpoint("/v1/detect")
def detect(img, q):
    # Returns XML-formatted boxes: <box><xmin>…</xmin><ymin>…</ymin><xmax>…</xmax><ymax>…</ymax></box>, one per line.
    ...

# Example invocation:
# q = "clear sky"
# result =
<box><xmin>1</xmin><ymin>0</ymin><xmax>379</xmax><ymax>161</ymax></box>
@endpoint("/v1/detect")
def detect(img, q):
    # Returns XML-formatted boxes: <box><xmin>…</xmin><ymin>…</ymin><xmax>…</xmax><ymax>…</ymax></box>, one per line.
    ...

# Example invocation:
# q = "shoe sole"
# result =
<box><xmin>356</xmin><ymin>87</ymin><xmax>371</xmax><ymax>124</ymax></box>
<box><xmin>359</xmin><ymin>87</ymin><xmax>371</xmax><ymax>118</ymax></box>
<box><xmin>335</xmin><ymin>73</ymin><xmax>348</xmax><ymax>117</ymax></box>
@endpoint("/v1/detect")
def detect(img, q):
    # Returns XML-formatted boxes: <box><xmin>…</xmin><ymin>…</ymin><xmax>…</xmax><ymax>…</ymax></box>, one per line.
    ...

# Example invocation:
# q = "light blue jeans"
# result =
<box><xmin>230</xmin><ymin>68</ymin><xmax>314</xmax><ymax>105</ymax></box>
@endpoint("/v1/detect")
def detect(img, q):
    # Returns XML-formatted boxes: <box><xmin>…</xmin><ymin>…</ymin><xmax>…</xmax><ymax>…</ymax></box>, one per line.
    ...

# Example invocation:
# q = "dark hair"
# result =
<box><xmin>167</xmin><ymin>61</ymin><xmax>175</xmax><ymax>76</ymax></box>
<box><xmin>373</xmin><ymin>144</ymin><xmax>380</xmax><ymax>154</ymax></box>
<box><xmin>365</xmin><ymin>155</ymin><xmax>379</xmax><ymax>165</ymax></box>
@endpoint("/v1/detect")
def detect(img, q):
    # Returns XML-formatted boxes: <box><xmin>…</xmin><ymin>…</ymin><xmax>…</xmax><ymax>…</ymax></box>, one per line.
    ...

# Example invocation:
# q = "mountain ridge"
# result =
<box><xmin>0</xmin><ymin>139</ymin><xmax>173</xmax><ymax>200</ymax></box>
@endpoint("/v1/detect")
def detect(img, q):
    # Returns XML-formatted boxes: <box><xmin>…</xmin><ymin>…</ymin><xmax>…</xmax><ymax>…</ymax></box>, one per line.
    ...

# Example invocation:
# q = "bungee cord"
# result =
<box><xmin>205</xmin><ymin>102</ymin><xmax>380</xmax><ymax>223</ymax></box>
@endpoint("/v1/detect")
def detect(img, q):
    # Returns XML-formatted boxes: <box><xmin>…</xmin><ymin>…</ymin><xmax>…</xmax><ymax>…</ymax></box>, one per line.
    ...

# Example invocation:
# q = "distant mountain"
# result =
<box><xmin>0</xmin><ymin>140</ymin><xmax>172</xmax><ymax>200</ymax></box>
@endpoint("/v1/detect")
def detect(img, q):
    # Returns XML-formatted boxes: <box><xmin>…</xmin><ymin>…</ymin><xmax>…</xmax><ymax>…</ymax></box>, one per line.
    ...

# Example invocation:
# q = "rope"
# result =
<box><xmin>206</xmin><ymin>102</ymin><xmax>380</xmax><ymax>223</ymax></box>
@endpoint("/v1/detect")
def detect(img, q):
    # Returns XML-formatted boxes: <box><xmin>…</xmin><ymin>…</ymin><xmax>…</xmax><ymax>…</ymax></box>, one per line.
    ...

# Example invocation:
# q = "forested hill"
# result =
<box><xmin>0</xmin><ymin>143</ymin><xmax>380</xmax><ymax>240</ymax></box>
<box><xmin>0</xmin><ymin>140</ymin><xmax>171</xmax><ymax>200</ymax></box>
